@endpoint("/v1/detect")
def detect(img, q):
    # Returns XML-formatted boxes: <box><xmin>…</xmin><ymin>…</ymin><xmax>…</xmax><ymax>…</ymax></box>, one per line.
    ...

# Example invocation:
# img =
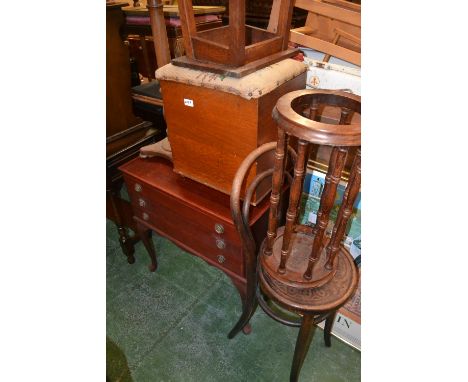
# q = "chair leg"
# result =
<box><xmin>228</xmin><ymin>243</ymin><xmax>259</xmax><ymax>339</ymax></box>
<box><xmin>324</xmin><ymin>310</ymin><xmax>337</xmax><ymax>347</ymax></box>
<box><xmin>136</xmin><ymin>221</ymin><xmax>158</xmax><ymax>272</ymax></box>
<box><xmin>228</xmin><ymin>292</ymin><xmax>258</xmax><ymax>339</ymax></box>
<box><xmin>290</xmin><ymin>314</ymin><xmax>316</xmax><ymax>382</ymax></box>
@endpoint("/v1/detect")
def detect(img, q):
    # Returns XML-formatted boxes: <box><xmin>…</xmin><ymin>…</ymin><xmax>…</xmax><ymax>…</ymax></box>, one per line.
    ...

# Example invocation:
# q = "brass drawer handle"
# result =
<box><xmin>142</xmin><ymin>212</ymin><xmax>149</xmax><ymax>221</ymax></box>
<box><xmin>217</xmin><ymin>255</ymin><xmax>226</xmax><ymax>264</ymax></box>
<box><xmin>138</xmin><ymin>198</ymin><xmax>146</xmax><ymax>207</ymax></box>
<box><xmin>214</xmin><ymin>223</ymin><xmax>224</xmax><ymax>234</ymax></box>
<box><xmin>216</xmin><ymin>239</ymin><xmax>226</xmax><ymax>250</ymax></box>
<box><xmin>134</xmin><ymin>183</ymin><xmax>142</xmax><ymax>192</ymax></box>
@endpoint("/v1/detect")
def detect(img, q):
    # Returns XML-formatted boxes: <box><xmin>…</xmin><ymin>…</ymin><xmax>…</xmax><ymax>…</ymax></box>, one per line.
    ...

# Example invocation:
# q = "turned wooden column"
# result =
<box><xmin>147</xmin><ymin>0</ymin><xmax>171</xmax><ymax>68</ymax></box>
<box><xmin>269</xmin><ymin>89</ymin><xmax>361</xmax><ymax>284</ymax></box>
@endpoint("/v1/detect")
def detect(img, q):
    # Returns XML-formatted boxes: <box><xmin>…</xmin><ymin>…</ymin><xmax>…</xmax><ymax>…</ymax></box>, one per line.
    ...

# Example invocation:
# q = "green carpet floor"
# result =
<box><xmin>106</xmin><ymin>219</ymin><xmax>360</xmax><ymax>382</ymax></box>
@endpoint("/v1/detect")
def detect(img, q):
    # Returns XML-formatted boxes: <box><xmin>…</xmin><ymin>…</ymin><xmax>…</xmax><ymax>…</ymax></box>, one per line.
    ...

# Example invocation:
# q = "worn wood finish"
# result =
<box><xmin>159</xmin><ymin>71</ymin><xmax>306</xmax><ymax>204</ymax></box>
<box><xmin>170</xmin><ymin>48</ymin><xmax>298</xmax><ymax>78</ymax></box>
<box><xmin>175</xmin><ymin>0</ymin><xmax>296</xmax><ymax>75</ymax></box>
<box><xmin>119</xmin><ymin>156</ymin><xmax>272</xmax><ymax>309</ymax></box>
<box><xmin>228</xmin><ymin>89</ymin><xmax>360</xmax><ymax>382</ymax></box>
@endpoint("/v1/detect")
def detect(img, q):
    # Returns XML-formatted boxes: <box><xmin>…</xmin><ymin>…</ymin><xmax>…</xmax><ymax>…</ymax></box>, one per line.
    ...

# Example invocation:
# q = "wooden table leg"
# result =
<box><xmin>107</xmin><ymin>185</ymin><xmax>136</xmax><ymax>264</ymax></box>
<box><xmin>135</xmin><ymin>220</ymin><xmax>158</xmax><ymax>272</ymax></box>
<box><xmin>227</xmin><ymin>274</ymin><xmax>256</xmax><ymax>336</ymax></box>
<box><xmin>117</xmin><ymin>225</ymin><xmax>136</xmax><ymax>264</ymax></box>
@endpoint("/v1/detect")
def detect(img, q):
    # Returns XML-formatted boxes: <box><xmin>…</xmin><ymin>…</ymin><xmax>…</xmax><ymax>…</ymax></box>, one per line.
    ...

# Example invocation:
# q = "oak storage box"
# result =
<box><xmin>156</xmin><ymin>58</ymin><xmax>307</xmax><ymax>204</ymax></box>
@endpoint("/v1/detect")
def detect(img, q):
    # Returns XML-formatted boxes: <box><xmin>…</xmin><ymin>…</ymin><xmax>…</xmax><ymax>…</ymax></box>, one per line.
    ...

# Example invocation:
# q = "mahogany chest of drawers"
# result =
<box><xmin>119</xmin><ymin>156</ymin><xmax>271</xmax><ymax>303</ymax></box>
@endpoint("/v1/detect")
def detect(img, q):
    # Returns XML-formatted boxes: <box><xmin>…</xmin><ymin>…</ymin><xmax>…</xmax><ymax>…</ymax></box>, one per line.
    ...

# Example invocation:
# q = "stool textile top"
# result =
<box><xmin>155</xmin><ymin>58</ymin><xmax>307</xmax><ymax>100</ymax></box>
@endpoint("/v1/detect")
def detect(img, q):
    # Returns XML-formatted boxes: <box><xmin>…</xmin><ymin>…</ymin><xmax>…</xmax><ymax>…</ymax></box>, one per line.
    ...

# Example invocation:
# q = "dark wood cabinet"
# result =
<box><xmin>106</xmin><ymin>2</ymin><xmax>165</xmax><ymax>258</ymax></box>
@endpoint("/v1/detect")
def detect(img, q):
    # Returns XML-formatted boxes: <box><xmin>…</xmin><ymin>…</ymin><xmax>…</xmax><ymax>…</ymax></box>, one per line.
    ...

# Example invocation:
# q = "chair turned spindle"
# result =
<box><xmin>228</xmin><ymin>89</ymin><xmax>361</xmax><ymax>382</ymax></box>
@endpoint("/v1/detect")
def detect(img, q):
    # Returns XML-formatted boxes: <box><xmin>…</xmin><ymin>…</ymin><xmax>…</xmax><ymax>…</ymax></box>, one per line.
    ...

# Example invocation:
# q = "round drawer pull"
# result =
<box><xmin>216</xmin><ymin>239</ymin><xmax>226</xmax><ymax>250</ymax></box>
<box><xmin>217</xmin><ymin>255</ymin><xmax>226</xmax><ymax>264</ymax></box>
<box><xmin>142</xmin><ymin>212</ymin><xmax>149</xmax><ymax>221</ymax></box>
<box><xmin>214</xmin><ymin>223</ymin><xmax>224</xmax><ymax>234</ymax></box>
<box><xmin>138</xmin><ymin>198</ymin><xmax>146</xmax><ymax>207</ymax></box>
<box><xmin>134</xmin><ymin>183</ymin><xmax>142</xmax><ymax>192</ymax></box>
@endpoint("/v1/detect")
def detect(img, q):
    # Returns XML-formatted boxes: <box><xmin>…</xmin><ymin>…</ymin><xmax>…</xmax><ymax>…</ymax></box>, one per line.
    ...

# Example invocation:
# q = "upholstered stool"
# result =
<box><xmin>228</xmin><ymin>89</ymin><xmax>361</xmax><ymax>382</ymax></box>
<box><xmin>156</xmin><ymin>58</ymin><xmax>307</xmax><ymax>204</ymax></box>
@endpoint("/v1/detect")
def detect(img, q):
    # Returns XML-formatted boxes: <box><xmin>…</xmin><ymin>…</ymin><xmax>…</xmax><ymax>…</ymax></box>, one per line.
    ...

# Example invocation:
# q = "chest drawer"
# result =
<box><xmin>125</xmin><ymin>175</ymin><xmax>244</xmax><ymax>277</ymax></box>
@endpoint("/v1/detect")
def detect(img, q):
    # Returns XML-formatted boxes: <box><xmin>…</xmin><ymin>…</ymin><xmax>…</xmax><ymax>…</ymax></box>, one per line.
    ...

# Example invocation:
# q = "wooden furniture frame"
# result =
<box><xmin>119</xmin><ymin>156</ymin><xmax>280</xmax><ymax>334</ymax></box>
<box><xmin>173</xmin><ymin>0</ymin><xmax>299</xmax><ymax>77</ymax></box>
<box><xmin>146</xmin><ymin>0</ymin><xmax>172</xmax><ymax>68</ymax></box>
<box><xmin>106</xmin><ymin>122</ymin><xmax>165</xmax><ymax>261</ymax></box>
<box><xmin>290</xmin><ymin>0</ymin><xmax>361</xmax><ymax>66</ymax></box>
<box><xmin>124</xmin><ymin>4</ymin><xmax>226</xmax><ymax>80</ymax></box>
<box><xmin>228</xmin><ymin>89</ymin><xmax>360</xmax><ymax>382</ymax></box>
<box><xmin>106</xmin><ymin>2</ymin><xmax>165</xmax><ymax>257</ymax></box>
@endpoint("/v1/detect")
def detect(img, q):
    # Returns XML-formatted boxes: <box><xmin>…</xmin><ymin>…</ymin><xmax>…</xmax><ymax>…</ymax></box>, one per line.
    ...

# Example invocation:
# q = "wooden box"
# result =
<box><xmin>157</xmin><ymin>59</ymin><xmax>307</xmax><ymax>204</ymax></box>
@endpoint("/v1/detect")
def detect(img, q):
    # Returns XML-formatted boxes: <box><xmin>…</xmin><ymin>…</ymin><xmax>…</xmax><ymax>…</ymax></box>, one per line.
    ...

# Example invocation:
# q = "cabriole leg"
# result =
<box><xmin>136</xmin><ymin>221</ymin><xmax>158</xmax><ymax>272</ymax></box>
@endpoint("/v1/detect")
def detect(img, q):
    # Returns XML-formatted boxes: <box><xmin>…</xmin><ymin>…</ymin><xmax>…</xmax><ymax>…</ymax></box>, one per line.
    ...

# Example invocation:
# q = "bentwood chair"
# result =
<box><xmin>228</xmin><ymin>89</ymin><xmax>361</xmax><ymax>382</ymax></box>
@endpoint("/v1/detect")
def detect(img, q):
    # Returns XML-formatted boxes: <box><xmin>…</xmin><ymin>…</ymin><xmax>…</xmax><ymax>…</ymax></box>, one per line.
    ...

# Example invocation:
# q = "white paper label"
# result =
<box><xmin>308</xmin><ymin>212</ymin><xmax>317</xmax><ymax>224</ymax></box>
<box><xmin>184</xmin><ymin>98</ymin><xmax>194</xmax><ymax>107</ymax></box>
